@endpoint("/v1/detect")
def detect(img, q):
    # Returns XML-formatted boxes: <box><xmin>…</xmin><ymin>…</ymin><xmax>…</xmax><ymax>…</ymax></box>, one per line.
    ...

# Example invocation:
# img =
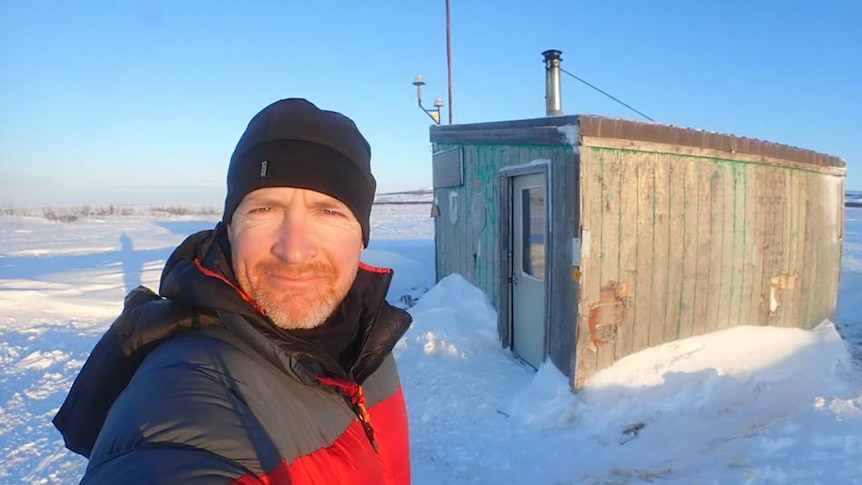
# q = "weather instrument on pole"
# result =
<box><xmin>412</xmin><ymin>74</ymin><xmax>444</xmax><ymax>125</ymax></box>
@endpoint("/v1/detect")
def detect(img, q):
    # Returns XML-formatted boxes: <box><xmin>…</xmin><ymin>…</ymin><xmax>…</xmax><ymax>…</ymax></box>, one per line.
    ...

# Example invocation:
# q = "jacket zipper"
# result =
<box><xmin>317</xmin><ymin>377</ymin><xmax>379</xmax><ymax>452</ymax></box>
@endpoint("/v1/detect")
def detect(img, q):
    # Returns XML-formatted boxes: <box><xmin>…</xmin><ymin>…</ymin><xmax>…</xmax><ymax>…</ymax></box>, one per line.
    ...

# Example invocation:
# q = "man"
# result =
<box><xmin>53</xmin><ymin>98</ymin><xmax>413</xmax><ymax>484</ymax></box>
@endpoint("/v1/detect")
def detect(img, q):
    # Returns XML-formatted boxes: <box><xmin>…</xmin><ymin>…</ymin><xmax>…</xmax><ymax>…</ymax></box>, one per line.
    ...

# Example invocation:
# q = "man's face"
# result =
<box><xmin>228</xmin><ymin>187</ymin><xmax>364</xmax><ymax>330</ymax></box>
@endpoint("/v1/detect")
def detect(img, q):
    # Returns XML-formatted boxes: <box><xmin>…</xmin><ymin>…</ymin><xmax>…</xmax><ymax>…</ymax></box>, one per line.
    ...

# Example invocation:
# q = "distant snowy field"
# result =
<box><xmin>1</xmin><ymin>202</ymin><xmax>861</xmax><ymax>484</ymax></box>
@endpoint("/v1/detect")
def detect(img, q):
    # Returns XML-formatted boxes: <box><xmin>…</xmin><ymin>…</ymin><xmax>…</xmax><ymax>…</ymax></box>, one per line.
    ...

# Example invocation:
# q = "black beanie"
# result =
<box><xmin>223</xmin><ymin>98</ymin><xmax>376</xmax><ymax>246</ymax></box>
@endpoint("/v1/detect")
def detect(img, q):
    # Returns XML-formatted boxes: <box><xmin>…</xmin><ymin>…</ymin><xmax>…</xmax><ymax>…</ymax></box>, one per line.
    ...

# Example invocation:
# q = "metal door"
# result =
<box><xmin>511</xmin><ymin>172</ymin><xmax>547</xmax><ymax>369</ymax></box>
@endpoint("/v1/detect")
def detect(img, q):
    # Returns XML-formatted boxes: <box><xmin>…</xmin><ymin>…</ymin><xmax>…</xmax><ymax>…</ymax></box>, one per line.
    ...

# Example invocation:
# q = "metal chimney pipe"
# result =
<box><xmin>542</xmin><ymin>49</ymin><xmax>563</xmax><ymax>116</ymax></box>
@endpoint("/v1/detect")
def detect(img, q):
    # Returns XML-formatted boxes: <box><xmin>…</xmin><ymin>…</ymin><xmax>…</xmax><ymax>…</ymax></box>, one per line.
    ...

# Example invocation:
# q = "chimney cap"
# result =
<box><xmin>542</xmin><ymin>50</ymin><xmax>562</xmax><ymax>60</ymax></box>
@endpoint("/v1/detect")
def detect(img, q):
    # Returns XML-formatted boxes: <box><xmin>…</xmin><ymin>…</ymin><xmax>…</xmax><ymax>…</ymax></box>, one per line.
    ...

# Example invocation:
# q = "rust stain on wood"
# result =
<box><xmin>768</xmin><ymin>272</ymin><xmax>800</xmax><ymax>317</ymax></box>
<box><xmin>588</xmin><ymin>281</ymin><xmax>630</xmax><ymax>351</ymax></box>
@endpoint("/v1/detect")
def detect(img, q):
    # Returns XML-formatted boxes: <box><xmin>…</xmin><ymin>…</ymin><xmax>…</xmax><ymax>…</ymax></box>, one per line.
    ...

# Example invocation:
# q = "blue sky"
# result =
<box><xmin>1</xmin><ymin>1</ymin><xmax>860</xmax><ymax>207</ymax></box>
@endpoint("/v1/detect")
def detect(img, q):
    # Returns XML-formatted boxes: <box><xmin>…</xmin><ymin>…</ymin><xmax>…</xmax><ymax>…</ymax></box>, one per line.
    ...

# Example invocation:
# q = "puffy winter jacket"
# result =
<box><xmin>53</xmin><ymin>225</ymin><xmax>412</xmax><ymax>484</ymax></box>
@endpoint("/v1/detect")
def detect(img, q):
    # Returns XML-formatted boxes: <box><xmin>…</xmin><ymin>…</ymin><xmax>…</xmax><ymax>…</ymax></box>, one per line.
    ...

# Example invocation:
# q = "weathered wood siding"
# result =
<box><xmin>430</xmin><ymin>114</ymin><xmax>845</xmax><ymax>390</ymax></box>
<box><xmin>575</xmin><ymin>138</ymin><xmax>845</xmax><ymax>387</ymax></box>
<box><xmin>431</xmin><ymin>141</ymin><xmax>579</xmax><ymax>374</ymax></box>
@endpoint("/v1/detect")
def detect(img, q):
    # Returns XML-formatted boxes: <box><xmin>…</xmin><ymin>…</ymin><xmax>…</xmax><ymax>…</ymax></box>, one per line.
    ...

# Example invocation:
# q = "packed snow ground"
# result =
<box><xmin>0</xmin><ymin>203</ymin><xmax>861</xmax><ymax>484</ymax></box>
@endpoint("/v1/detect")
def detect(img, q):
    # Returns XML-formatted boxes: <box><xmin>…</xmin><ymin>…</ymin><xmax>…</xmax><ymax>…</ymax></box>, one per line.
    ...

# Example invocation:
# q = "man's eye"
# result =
<box><xmin>322</xmin><ymin>209</ymin><xmax>346</xmax><ymax>217</ymax></box>
<box><xmin>249</xmin><ymin>206</ymin><xmax>274</xmax><ymax>214</ymax></box>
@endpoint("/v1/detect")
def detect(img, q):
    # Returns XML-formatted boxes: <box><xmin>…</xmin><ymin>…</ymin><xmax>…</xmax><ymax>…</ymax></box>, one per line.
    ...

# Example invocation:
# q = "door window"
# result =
<box><xmin>521</xmin><ymin>187</ymin><xmax>546</xmax><ymax>280</ymax></box>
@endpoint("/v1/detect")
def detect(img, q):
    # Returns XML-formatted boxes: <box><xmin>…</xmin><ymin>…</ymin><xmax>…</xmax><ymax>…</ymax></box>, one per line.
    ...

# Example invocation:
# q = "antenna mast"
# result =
<box><xmin>445</xmin><ymin>0</ymin><xmax>453</xmax><ymax>124</ymax></box>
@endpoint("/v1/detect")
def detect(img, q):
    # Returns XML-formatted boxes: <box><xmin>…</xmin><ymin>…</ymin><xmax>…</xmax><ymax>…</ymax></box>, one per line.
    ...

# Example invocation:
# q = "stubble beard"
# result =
<box><xmin>250</xmin><ymin>263</ymin><xmax>342</xmax><ymax>330</ymax></box>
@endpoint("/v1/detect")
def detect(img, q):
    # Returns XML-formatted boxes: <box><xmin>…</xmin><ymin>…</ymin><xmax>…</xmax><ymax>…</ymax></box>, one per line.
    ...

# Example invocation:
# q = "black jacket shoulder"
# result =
<box><xmin>53</xmin><ymin>286</ymin><xmax>219</xmax><ymax>457</ymax></box>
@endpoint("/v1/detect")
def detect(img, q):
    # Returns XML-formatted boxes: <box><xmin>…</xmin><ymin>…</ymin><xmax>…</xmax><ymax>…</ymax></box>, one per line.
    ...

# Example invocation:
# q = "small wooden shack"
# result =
<box><xmin>429</xmin><ymin>115</ymin><xmax>845</xmax><ymax>388</ymax></box>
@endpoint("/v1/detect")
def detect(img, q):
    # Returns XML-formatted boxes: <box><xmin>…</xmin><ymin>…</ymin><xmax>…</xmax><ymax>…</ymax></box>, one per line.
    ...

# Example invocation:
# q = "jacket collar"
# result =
<box><xmin>159</xmin><ymin>223</ymin><xmax>412</xmax><ymax>382</ymax></box>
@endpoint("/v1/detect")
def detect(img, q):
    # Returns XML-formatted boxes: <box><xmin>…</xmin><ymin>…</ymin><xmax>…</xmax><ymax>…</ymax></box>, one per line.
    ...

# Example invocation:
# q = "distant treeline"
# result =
<box><xmin>0</xmin><ymin>199</ymin><xmax>434</xmax><ymax>222</ymax></box>
<box><xmin>0</xmin><ymin>205</ymin><xmax>221</xmax><ymax>222</ymax></box>
<box><xmin>373</xmin><ymin>201</ymin><xmax>433</xmax><ymax>206</ymax></box>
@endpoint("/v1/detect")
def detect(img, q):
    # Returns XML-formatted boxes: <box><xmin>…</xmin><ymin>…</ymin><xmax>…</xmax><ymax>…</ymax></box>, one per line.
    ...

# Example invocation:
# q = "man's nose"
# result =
<box><xmin>272</xmin><ymin>213</ymin><xmax>316</xmax><ymax>263</ymax></box>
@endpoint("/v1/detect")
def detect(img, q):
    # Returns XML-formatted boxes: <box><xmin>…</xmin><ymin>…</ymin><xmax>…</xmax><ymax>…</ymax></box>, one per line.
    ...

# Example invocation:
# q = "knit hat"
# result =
<box><xmin>223</xmin><ymin>98</ymin><xmax>376</xmax><ymax>246</ymax></box>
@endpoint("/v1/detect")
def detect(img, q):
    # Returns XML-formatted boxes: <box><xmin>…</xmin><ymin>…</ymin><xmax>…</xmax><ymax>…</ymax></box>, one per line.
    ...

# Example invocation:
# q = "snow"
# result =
<box><xmin>1</xmin><ymin>205</ymin><xmax>861</xmax><ymax>483</ymax></box>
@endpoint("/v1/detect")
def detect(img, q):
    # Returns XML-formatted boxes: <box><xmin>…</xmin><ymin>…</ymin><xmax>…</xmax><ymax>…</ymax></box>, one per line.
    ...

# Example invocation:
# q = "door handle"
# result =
<box><xmin>512</xmin><ymin>273</ymin><xmax>519</xmax><ymax>285</ymax></box>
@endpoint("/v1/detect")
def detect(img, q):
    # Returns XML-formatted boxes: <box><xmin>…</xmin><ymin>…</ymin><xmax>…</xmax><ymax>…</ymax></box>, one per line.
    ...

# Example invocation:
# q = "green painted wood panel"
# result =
<box><xmin>434</xmin><ymin>141</ymin><xmax>578</xmax><ymax>375</ymax></box>
<box><xmin>547</xmin><ymin>147</ymin><xmax>579</xmax><ymax>375</ymax></box>
<box><xmin>574</xmin><ymin>145</ymin><xmax>843</xmax><ymax>387</ymax></box>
